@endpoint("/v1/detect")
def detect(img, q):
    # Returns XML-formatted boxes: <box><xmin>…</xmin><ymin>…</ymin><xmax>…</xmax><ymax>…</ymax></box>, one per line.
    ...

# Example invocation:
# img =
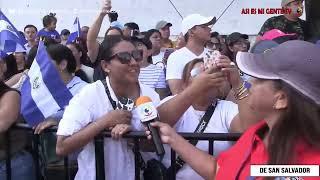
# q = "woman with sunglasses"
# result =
<box><xmin>206</xmin><ymin>32</ymin><xmax>222</xmax><ymax>52</ymax></box>
<box><xmin>147</xmin><ymin>40</ymin><xmax>320</xmax><ymax>180</ymax></box>
<box><xmin>55</xmin><ymin>35</ymin><xmax>162</xmax><ymax>180</ymax></box>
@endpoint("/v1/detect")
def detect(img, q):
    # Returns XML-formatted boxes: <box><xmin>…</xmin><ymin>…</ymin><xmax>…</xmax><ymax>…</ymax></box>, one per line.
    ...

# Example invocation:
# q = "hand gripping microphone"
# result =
<box><xmin>136</xmin><ymin>96</ymin><xmax>165</xmax><ymax>158</ymax></box>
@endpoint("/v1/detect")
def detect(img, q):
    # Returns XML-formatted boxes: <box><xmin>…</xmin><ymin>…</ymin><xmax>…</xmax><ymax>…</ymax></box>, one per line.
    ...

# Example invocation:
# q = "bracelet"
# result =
<box><xmin>235</xmin><ymin>81</ymin><xmax>245</xmax><ymax>91</ymax></box>
<box><xmin>236</xmin><ymin>87</ymin><xmax>247</xmax><ymax>97</ymax></box>
<box><xmin>233</xmin><ymin>82</ymin><xmax>249</xmax><ymax>100</ymax></box>
<box><xmin>238</xmin><ymin>93</ymin><xmax>249</xmax><ymax>100</ymax></box>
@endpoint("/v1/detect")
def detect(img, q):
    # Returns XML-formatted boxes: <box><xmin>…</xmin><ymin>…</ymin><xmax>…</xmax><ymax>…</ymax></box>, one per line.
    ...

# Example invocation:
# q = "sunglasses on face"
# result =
<box><xmin>207</xmin><ymin>42</ymin><xmax>221</xmax><ymax>48</ymax></box>
<box><xmin>110</xmin><ymin>50</ymin><xmax>143</xmax><ymax>64</ymax></box>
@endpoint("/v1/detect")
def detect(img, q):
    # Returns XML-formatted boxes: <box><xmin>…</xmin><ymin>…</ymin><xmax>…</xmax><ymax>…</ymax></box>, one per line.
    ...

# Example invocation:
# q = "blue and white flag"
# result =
<box><xmin>66</xmin><ymin>17</ymin><xmax>81</xmax><ymax>44</ymax></box>
<box><xmin>21</xmin><ymin>41</ymin><xmax>73</xmax><ymax>126</ymax></box>
<box><xmin>0</xmin><ymin>10</ymin><xmax>26</xmax><ymax>54</ymax></box>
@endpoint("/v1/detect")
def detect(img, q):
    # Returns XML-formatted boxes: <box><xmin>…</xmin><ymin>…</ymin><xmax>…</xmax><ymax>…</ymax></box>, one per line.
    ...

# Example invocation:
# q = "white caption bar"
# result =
<box><xmin>251</xmin><ymin>165</ymin><xmax>319</xmax><ymax>177</ymax></box>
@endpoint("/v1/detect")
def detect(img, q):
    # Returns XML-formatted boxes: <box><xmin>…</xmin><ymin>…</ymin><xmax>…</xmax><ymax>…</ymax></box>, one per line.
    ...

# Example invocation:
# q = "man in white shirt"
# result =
<box><xmin>166</xmin><ymin>14</ymin><xmax>216</xmax><ymax>94</ymax></box>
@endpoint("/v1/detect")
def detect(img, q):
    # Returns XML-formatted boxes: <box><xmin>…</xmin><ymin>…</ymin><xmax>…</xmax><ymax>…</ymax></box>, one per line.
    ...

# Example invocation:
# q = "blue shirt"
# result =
<box><xmin>49</xmin><ymin>76</ymin><xmax>87</xmax><ymax>120</ymax></box>
<box><xmin>37</xmin><ymin>28</ymin><xmax>60</xmax><ymax>40</ymax></box>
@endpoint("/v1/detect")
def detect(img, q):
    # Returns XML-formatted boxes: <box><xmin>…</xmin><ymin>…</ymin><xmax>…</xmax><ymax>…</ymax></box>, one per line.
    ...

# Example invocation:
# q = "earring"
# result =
<box><xmin>273</xmin><ymin>104</ymin><xmax>277</xmax><ymax>109</ymax></box>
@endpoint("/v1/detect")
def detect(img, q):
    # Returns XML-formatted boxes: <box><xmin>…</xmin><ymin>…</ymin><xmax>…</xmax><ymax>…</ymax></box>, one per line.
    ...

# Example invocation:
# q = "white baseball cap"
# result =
<box><xmin>181</xmin><ymin>14</ymin><xmax>216</xmax><ymax>35</ymax></box>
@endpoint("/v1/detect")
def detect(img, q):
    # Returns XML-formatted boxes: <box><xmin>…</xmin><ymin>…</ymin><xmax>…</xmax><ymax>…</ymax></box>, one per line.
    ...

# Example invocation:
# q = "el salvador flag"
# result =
<box><xmin>21</xmin><ymin>41</ymin><xmax>73</xmax><ymax>126</ymax></box>
<box><xmin>0</xmin><ymin>10</ymin><xmax>26</xmax><ymax>54</ymax></box>
<box><xmin>66</xmin><ymin>17</ymin><xmax>81</xmax><ymax>44</ymax></box>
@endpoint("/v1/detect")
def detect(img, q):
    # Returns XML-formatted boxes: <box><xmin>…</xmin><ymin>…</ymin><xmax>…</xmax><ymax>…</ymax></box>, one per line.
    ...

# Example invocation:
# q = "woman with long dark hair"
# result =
<box><xmin>56</xmin><ymin>35</ymin><xmax>161</xmax><ymax>180</ymax></box>
<box><xmin>148</xmin><ymin>40</ymin><xmax>320</xmax><ymax>179</ymax></box>
<box><xmin>67</xmin><ymin>42</ymin><xmax>94</xmax><ymax>83</ymax></box>
<box><xmin>0</xmin><ymin>58</ymin><xmax>35</xmax><ymax>180</ymax></box>
<box><xmin>144</xmin><ymin>29</ymin><xmax>165</xmax><ymax>65</ymax></box>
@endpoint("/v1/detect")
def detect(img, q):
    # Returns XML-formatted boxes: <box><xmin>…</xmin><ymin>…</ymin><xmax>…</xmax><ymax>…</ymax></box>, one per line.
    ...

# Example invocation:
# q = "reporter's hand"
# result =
<box><xmin>145</xmin><ymin>121</ymin><xmax>178</xmax><ymax>145</ymax></box>
<box><xmin>34</xmin><ymin>119</ymin><xmax>58</xmax><ymax>134</ymax></box>
<box><xmin>101</xmin><ymin>0</ymin><xmax>112</xmax><ymax>16</ymax></box>
<box><xmin>111</xmin><ymin>124</ymin><xmax>131</xmax><ymax>140</ymax></box>
<box><xmin>216</xmin><ymin>55</ymin><xmax>242</xmax><ymax>88</ymax></box>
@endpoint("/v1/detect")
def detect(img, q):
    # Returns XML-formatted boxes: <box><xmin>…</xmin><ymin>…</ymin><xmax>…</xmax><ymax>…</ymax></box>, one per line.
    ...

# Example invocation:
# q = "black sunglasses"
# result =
<box><xmin>110</xmin><ymin>50</ymin><xmax>143</xmax><ymax>64</ymax></box>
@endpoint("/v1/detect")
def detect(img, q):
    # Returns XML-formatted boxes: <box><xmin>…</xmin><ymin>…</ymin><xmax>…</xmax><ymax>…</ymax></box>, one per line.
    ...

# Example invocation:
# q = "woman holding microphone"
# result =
<box><xmin>148</xmin><ymin>40</ymin><xmax>320</xmax><ymax>179</ymax></box>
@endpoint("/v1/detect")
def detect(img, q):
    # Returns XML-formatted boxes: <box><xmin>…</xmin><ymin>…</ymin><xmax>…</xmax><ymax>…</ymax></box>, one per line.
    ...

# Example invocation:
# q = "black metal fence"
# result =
<box><xmin>4</xmin><ymin>123</ymin><xmax>241</xmax><ymax>180</ymax></box>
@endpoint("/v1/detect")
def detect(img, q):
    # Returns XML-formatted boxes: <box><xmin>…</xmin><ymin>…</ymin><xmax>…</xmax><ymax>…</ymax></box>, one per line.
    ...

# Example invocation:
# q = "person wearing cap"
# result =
<box><xmin>259</xmin><ymin>28</ymin><xmax>298</xmax><ymax>44</ymax></box>
<box><xmin>123</xmin><ymin>22</ymin><xmax>140</xmax><ymax>38</ymax></box>
<box><xmin>148</xmin><ymin>40</ymin><xmax>320</xmax><ymax>179</ymax></box>
<box><xmin>110</xmin><ymin>21</ymin><xmax>124</xmax><ymax>31</ymax></box>
<box><xmin>224</xmin><ymin>32</ymin><xmax>251</xmax><ymax>83</ymax></box>
<box><xmin>226</xmin><ymin>32</ymin><xmax>250</xmax><ymax>62</ymax></box>
<box><xmin>60</xmin><ymin>29</ymin><xmax>70</xmax><ymax>45</ymax></box>
<box><xmin>166</xmin><ymin>14</ymin><xmax>216</xmax><ymax>94</ymax></box>
<box><xmin>250</xmin><ymin>40</ymin><xmax>279</xmax><ymax>54</ymax></box>
<box><xmin>258</xmin><ymin>0</ymin><xmax>306</xmax><ymax>41</ymax></box>
<box><xmin>156</xmin><ymin>20</ymin><xmax>174</xmax><ymax>48</ymax></box>
<box><xmin>206</xmin><ymin>32</ymin><xmax>222</xmax><ymax>51</ymax></box>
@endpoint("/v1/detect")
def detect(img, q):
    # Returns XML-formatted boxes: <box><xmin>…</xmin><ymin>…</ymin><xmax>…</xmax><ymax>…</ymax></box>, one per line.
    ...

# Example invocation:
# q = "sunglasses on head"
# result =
<box><xmin>110</xmin><ymin>50</ymin><xmax>143</xmax><ymax>64</ymax></box>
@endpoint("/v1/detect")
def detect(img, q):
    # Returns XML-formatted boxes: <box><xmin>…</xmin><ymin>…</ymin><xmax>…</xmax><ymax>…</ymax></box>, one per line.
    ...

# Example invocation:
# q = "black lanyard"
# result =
<box><xmin>169</xmin><ymin>101</ymin><xmax>218</xmax><ymax>174</ymax></box>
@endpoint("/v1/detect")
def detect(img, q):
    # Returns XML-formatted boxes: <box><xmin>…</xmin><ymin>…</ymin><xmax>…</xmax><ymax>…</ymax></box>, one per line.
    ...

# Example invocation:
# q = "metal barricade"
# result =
<box><xmin>5</xmin><ymin>123</ymin><xmax>241</xmax><ymax>180</ymax></box>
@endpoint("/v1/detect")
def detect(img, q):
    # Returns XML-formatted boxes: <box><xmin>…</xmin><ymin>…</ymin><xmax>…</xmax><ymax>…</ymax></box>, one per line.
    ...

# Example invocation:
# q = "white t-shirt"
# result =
<box><xmin>80</xmin><ymin>65</ymin><xmax>94</xmax><ymax>83</ymax></box>
<box><xmin>160</xmin><ymin>96</ymin><xmax>238</xmax><ymax>180</ymax></box>
<box><xmin>57</xmin><ymin>77</ymin><xmax>160</xmax><ymax>180</ymax></box>
<box><xmin>166</xmin><ymin>47</ymin><xmax>209</xmax><ymax>80</ymax></box>
<box><xmin>152</xmin><ymin>51</ymin><xmax>165</xmax><ymax>65</ymax></box>
<box><xmin>139</xmin><ymin>64</ymin><xmax>166</xmax><ymax>89</ymax></box>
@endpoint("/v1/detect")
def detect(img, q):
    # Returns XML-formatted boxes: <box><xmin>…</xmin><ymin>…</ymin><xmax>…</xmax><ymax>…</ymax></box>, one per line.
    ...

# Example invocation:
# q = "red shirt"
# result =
<box><xmin>216</xmin><ymin>121</ymin><xmax>320</xmax><ymax>180</ymax></box>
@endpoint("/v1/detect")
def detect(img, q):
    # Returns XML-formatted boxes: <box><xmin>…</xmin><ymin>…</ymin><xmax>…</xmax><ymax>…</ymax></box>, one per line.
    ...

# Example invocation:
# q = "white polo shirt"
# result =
<box><xmin>160</xmin><ymin>96</ymin><xmax>238</xmax><ymax>180</ymax></box>
<box><xmin>57</xmin><ymin>77</ymin><xmax>160</xmax><ymax>180</ymax></box>
<box><xmin>166</xmin><ymin>47</ymin><xmax>209</xmax><ymax>80</ymax></box>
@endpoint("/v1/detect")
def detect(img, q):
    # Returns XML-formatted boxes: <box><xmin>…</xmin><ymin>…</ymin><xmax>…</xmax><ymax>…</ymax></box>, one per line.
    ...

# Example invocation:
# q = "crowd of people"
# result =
<box><xmin>1</xmin><ymin>0</ymin><xmax>320</xmax><ymax>179</ymax></box>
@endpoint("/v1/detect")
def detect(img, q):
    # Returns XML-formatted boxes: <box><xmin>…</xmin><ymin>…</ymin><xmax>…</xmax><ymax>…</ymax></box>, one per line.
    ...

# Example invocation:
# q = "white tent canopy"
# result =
<box><xmin>0</xmin><ymin>0</ymin><xmax>306</xmax><ymax>37</ymax></box>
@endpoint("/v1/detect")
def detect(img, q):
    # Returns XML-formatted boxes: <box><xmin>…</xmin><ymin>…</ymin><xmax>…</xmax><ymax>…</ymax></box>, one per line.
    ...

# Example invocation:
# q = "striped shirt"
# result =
<box><xmin>139</xmin><ymin>64</ymin><xmax>166</xmax><ymax>89</ymax></box>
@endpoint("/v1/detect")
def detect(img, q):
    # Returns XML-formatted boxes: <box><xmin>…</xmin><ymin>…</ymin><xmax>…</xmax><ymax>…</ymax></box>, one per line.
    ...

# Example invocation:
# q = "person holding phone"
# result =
<box><xmin>155</xmin><ymin>57</ymin><xmax>259</xmax><ymax>180</ymax></box>
<box><xmin>148</xmin><ymin>40</ymin><xmax>320</xmax><ymax>180</ymax></box>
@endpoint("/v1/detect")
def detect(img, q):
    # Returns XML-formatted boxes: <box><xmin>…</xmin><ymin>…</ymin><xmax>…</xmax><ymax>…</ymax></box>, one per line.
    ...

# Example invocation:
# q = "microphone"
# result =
<box><xmin>136</xmin><ymin>96</ymin><xmax>165</xmax><ymax>158</ymax></box>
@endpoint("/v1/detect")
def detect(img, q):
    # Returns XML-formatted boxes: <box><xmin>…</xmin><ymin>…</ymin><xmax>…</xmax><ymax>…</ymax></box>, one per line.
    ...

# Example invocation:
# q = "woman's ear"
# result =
<box><xmin>101</xmin><ymin>60</ymin><xmax>111</xmax><ymax>73</ymax></box>
<box><xmin>58</xmin><ymin>59</ymin><xmax>68</xmax><ymax>72</ymax></box>
<box><xmin>79</xmin><ymin>51</ymin><xmax>83</xmax><ymax>58</ymax></box>
<box><xmin>228</xmin><ymin>45</ymin><xmax>234</xmax><ymax>52</ymax></box>
<box><xmin>273</xmin><ymin>91</ymin><xmax>288</xmax><ymax>110</ymax></box>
